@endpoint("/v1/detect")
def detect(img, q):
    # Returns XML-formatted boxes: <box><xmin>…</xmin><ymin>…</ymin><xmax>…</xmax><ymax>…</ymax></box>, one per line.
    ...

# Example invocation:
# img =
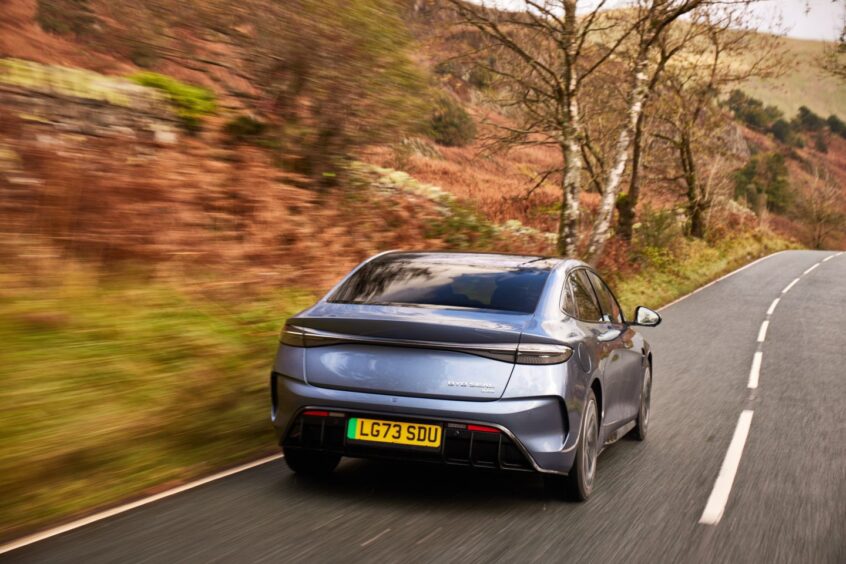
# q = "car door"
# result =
<box><xmin>586</xmin><ymin>270</ymin><xmax>642</xmax><ymax>423</ymax></box>
<box><xmin>565</xmin><ymin>270</ymin><xmax>613</xmax><ymax>422</ymax></box>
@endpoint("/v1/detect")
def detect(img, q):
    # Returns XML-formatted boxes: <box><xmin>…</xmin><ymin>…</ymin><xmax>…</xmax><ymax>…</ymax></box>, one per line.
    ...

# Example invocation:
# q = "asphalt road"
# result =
<box><xmin>4</xmin><ymin>250</ymin><xmax>845</xmax><ymax>563</ymax></box>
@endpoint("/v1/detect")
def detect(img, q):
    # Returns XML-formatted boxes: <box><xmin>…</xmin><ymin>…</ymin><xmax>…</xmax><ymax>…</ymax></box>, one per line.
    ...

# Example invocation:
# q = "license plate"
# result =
<box><xmin>346</xmin><ymin>417</ymin><xmax>442</xmax><ymax>449</ymax></box>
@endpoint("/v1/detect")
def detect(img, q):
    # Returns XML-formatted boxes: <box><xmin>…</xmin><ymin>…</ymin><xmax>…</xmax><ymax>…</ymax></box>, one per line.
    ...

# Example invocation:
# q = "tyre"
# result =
<box><xmin>283</xmin><ymin>448</ymin><xmax>341</xmax><ymax>476</ymax></box>
<box><xmin>632</xmin><ymin>365</ymin><xmax>651</xmax><ymax>441</ymax></box>
<box><xmin>545</xmin><ymin>388</ymin><xmax>599</xmax><ymax>501</ymax></box>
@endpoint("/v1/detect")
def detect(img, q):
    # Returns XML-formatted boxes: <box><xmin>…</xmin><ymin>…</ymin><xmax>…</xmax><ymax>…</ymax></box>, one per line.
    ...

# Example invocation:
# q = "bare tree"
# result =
<box><xmin>822</xmin><ymin>0</ymin><xmax>846</xmax><ymax>80</ymax></box>
<box><xmin>650</xmin><ymin>5</ymin><xmax>784</xmax><ymax>237</ymax></box>
<box><xmin>798</xmin><ymin>166</ymin><xmax>845</xmax><ymax>249</ymax></box>
<box><xmin>446</xmin><ymin>0</ymin><xmax>593</xmax><ymax>256</ymax></box>
<box><xmin>582</xmin><ymin>1</ymin><xmax>714</xmax><ymax>261</ymax></box>
<box><xmin>445</xmin><ymin>0</ymin><xmax>755</xmax><ymax>261</ymax></box>
<box><xmin>616</xmin><ymin>22</ymin><xmax>702</xmax><ymax>241</ymax></box>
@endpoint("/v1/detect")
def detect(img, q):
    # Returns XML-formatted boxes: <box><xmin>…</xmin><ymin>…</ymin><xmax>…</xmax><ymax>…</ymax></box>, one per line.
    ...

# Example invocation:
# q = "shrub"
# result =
<box><xmin>429</xmin><ymin>94</ymin><xmax>476</xmax><ymax>147</ymax></box>
<box><xmin>425</xmin><ymin>198</ymin><xmax>495</xmax><ymax>248</ymax></box>
<box><xmin>733</xmin><ymin>153</ymin><xmax>793</xmax><ymax>214</ymax></box>
<box><xmin>635</xmin><ymin>205</ymin><xmax>681</xmax><ymax>251</ymax></box>
<box><xmin>794</xmin><ymin>106</ymin><xmax>825</xmax><ymax>132</ymax></box>
<box><xmin>248</xmin><ymin>0</ymin><xmax>428</xmax><ymax>183</ymax></box>
<box><xmin>223</xmin><ymin>116</ymin><xmax>267</xmax><ymax>142</ymax></box>
<box><xmin>468</xmin><ymin>66</ymin><xmax>493</xmax><ymax>90</ymax></box>
<box><xmin>726</xmin><ymin>89</ymin><xmax>782</xmax><ymax>130</ymax></box>
<box><xmin>827</xmin><ymin>114</ymin><xmax>846</xmax><ymax>138</ymax></box>
<box><xmin>129</xmin><ymin>72</ymin><xmax>216</xmax><ymax>131</ymax></box>
<box><xmin>769</xmin><ymin>119</ymin><xmax>802</xmax><ymax>146</ymax></box>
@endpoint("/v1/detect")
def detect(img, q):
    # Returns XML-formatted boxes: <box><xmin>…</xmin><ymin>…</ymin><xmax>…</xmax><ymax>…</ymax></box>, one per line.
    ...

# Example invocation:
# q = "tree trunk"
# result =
<box><xmin>617</xmin><ymin>109</ymin><xmax>646</xmax><ymax>241</ymax></box>
<box><xmin>680</xmin><ymin>130</ymin><xmax>706</xmax><ymax>238</ymax></box>
<box><xmin>585</xmin><ymin>49</ymin><xmax>651</xmax><ymax>263</ymax></box>
<box><xmin>558</xmin><ymin>138</ymin><xmax>582</xmax><ymax>256</ymax></box>
<box><xmin>556</xmin><ymin>0</ymin><xmax>582</xmax><ymax>257</ymax></box>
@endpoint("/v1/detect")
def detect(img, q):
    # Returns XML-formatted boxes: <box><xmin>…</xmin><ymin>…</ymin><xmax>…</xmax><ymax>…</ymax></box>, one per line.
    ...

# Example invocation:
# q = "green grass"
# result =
<box><xmin>129</xmin><ymin>72</ymin><xmax>216</xmax><ymax>130</ymax></box>
<box><xmin>612</xmin><ymin>231</ymin><xmax>797</xmax><ymax>317</ymax></box>
<box><xmin>0</xmin><ymin>270</ymin><xmax>314</xmax><ymax>539</ymax></box>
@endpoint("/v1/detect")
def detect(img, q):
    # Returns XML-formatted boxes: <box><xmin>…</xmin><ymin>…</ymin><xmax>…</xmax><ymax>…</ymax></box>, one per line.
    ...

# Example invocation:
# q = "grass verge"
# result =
<box><xmin>613</xmin><ymin>230</ymin><xmax>797</xmax><ymax>316</ymax></box>
<box><xmin>0</xmin><ymin>268</ymin><xmax>314</xmax><ymax>540</ymax></box>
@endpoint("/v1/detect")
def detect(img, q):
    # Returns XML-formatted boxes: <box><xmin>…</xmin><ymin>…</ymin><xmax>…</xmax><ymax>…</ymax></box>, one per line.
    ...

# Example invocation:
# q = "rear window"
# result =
<box><xmin>329</xmin><ymin>255</ymin><xmax>551</xmax><ymax>313</ymax></box>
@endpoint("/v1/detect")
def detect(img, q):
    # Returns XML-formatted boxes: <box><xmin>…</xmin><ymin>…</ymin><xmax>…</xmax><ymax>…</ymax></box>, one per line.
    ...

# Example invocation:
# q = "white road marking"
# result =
<box><xmin>756</xmin><ymin>321</ymin><xmax>769</xmax><ymax>343</ymax></box>
<box><xmin>699</xmin><ymin>410</ymin><xmax>755</xmax><ymax>526</ymax></box>
<box><xmin>415</xmin><ymin>526</ymin><xmax>443</xmax><ymax>545</ymax></box>
<box><xmin>0</xmin><ymin>454</ymin><xmax>284</xmax><ymax>556</ymax></box>
<box><xmin>781</xmin><ymin>278</ymin><xmax>800</xmax><ymax>294</ymax></box>
<box><xmin>803</xmin><ymin>263</ymin><xmax>820</xmax><ymax>275</ymax></box>
<box><xmin>361</xmin><ymin>528</ymin><xmax>391</xmax><ymax>547</ymax></box>
<box><xmin>766</xmin><ymin>298</ymin><xmax>780</xmax><ymax>316</ymax></box>
<box><xmin>822</xmin><ymin>255</ymin><xmax>834</xmax><ymax>262</ymax></box>
<box><xmin>748</xmin><ymin>352</ymin><xmax>763</xmax><ymax>389</ymax></box>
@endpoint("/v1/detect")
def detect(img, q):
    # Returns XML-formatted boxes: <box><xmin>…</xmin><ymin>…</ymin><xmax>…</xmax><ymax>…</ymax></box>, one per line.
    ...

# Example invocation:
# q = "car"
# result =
<box><xmin>270</xmin><ymin>251</ymin><xmax>661</xmax><ymax>500</ymax></box>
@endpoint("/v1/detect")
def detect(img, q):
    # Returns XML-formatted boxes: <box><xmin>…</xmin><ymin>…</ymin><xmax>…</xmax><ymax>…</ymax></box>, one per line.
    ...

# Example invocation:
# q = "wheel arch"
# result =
<box><xmin>590</xmin><ymin>378</ymin><xmax>603</xmax><ymax>425</ymax></box>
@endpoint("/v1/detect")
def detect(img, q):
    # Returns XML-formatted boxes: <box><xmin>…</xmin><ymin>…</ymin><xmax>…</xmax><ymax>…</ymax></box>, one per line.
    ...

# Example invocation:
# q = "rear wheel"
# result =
<box><xmin>545</xmin><ymin>389</ymin><xmax>599</xmax><ymax>501</ymax></box>
<box><xmin>632</xmin><ymin>365</ymin><xmax>651</xmax><ymax>441</ymax></box>
<box><xmin>283</xmin><ymin>448</ymin><xmax>340</xmax><ymax>476</ymax></box>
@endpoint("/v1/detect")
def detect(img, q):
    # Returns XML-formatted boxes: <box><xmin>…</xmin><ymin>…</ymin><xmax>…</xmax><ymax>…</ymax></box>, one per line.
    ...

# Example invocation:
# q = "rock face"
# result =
<box><xmin>720</xmin><ymin>123</ymin><xmax>751</xmax><ymax>159</ymax></box>
<box><xmin>0</xmin><ymin>58</ymin><xmax>179</xmax><ymax>143</ymax></box>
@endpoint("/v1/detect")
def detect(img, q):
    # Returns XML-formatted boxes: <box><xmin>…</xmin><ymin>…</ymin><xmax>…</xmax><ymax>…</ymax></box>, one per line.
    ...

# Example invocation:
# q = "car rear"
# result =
<box><xmin>270</xmin><ymin>252</ymin><xmax>574</xmax><ymax>475</ymax></box>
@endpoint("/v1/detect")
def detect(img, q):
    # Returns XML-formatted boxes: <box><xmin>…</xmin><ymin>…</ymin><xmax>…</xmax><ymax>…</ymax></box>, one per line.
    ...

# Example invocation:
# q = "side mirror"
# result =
<box><xmin>633</xmin><ymin>306</ymin><xmax>661</xmax><ymax>327</ymax></box>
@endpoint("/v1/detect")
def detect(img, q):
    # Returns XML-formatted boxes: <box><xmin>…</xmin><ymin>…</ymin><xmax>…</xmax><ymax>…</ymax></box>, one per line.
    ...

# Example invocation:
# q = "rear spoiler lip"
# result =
<box><xmin>283</xmin><ymin>326</ymin><xmax>572</xmax><ymax>365</ymax></box>
<box><xmin>284</xmin><ymin>326</ymin><xmax>518</xmax><ymax>363</ymax></box>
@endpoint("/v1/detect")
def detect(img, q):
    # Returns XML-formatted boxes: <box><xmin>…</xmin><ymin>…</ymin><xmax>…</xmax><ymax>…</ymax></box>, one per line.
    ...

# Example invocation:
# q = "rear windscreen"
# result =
<box><xmin>328</xmin><ymin>255</ymin><xmax>551</xmax><ymax>314</ymax></box>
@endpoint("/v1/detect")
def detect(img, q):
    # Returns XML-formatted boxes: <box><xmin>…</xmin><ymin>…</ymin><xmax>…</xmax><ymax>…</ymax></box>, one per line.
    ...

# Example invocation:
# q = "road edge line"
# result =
<box><xmin>658</xmin><ymin>250</ymin><xmax>786</xmax><ymax>312</ymax></box>
<box><xmin>0</xmin><ymin>454</ymin><xmax>284</xmax><ymax>555</ymax></box>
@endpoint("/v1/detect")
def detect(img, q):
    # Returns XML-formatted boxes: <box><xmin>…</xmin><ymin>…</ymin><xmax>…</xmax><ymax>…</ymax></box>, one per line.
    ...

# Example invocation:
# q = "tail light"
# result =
<box><xmin>515</xmin><ymin>343</ymin><xmax>573</xmax><ymax>365</ymax></box>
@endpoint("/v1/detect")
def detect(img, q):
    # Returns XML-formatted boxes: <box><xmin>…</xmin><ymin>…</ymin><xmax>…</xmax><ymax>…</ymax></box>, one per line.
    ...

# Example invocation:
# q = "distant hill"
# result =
<box><xmin>739</xmin><ymin>36</ymin><xmax>846</xmax><ymax>119</ymax></box>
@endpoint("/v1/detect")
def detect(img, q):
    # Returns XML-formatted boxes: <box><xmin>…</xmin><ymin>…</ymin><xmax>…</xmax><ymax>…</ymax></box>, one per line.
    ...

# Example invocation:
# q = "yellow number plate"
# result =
<box><xmin>346</xmin><ymin>417</ymin><xmax>442</xmax><ymax>448</ymax></box>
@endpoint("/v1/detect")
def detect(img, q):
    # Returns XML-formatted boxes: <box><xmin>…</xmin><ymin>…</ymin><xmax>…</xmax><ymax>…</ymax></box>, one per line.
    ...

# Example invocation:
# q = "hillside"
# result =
<box><xmin>739</xmin><ymin>36</ymin><xmax>846</xmax><ymax>118</ymax></box>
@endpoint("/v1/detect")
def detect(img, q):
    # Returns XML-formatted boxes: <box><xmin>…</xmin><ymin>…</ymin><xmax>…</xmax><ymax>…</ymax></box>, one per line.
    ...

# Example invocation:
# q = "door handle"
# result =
<box><xmin>597</xmin><ymin>328</ymin><xmax>622</xmax><ymax>342</ymax></box>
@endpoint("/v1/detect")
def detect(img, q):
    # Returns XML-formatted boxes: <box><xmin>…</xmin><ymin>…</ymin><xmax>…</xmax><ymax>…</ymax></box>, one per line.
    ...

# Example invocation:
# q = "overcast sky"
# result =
<box><xmin>480</xmin><ymin>1</ymin><xmax>844</xmax><ymax>41</ymax></box>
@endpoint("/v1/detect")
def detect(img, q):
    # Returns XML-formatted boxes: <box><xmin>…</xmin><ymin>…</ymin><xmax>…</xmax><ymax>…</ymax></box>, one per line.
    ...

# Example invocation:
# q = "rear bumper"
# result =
<box><xmin>271</xmin><ymin>373</ymin><xmax>575</xmax><ymax>475</ymax></box>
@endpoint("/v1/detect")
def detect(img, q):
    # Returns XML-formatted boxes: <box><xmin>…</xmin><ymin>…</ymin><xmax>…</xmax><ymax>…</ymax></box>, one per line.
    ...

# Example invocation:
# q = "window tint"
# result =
<box><xmin>570</xmin><ymin>270</ymin><xmax>602</xmax><ymax>322</ymax></box>
<box><xmin>587</xmin><ymin>271</ymin><xmax>623</xmax><ymax>324</ymax></box>
<box><xmin>561</xmin><ymin>281</ymin><xmax>576</xmax><ymax>317</ymax></box>
<box><xmin>329</xmin><ymin>254</ymin><xmax>551</xmax><ymax>314</ymax></box>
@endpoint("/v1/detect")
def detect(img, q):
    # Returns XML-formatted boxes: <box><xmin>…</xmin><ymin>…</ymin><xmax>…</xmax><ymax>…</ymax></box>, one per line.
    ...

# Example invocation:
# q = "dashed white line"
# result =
<box><xmin>699</xmin><ymin>410</ymin><xmax>755</xmax><ymax>526</ymax></box>
<box><xmin>766</xmin><ymin>298</ymin><xmax>780</xmax><ymax>316</ymax></box>
<box><xmin>782</xmin><ymin>278</ymin><xmax>800</xmax><ymax>294</ymax></box>
<box><xmin>823</xmin><ymin>255</ymin><xmax>834</xmax><ymax>262</ymax></box>
<box><xmin>756</xmin><ymin>321</ymin><xmax>769</xmax><ymax>343</ymax></box>
<box><xmin>0</xmin><ymin>454</ymin><xmax>284</xmax><ymax>555</ymax></box>
<box><xmin>803</xmin><ymin>263</ymin><xmax>820</xmax><ymax>275</ymax></box>
<box><xmin>748</xmin><ymin>351</ymin><xmax>763</xmax><ymax>389</ymax></box>
<box><xmin>361</xmin><ymin>528</ymin><xmax>392</xmax><ymax>547</ymax></box>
